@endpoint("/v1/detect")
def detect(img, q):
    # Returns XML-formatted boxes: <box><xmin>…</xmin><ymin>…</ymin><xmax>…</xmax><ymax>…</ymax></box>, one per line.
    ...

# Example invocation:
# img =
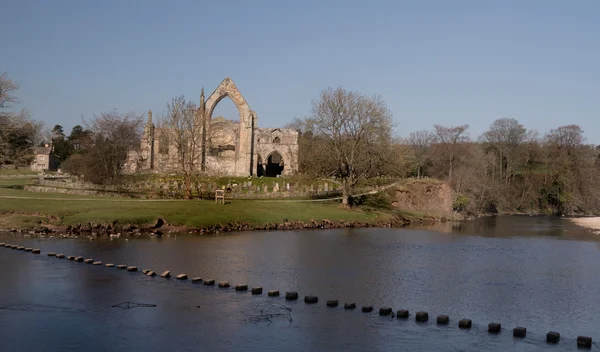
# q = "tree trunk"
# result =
<box><xmin>341</xmin><ymin>177</ymin><xmax>350</xmax><ymax>207</ymax></box>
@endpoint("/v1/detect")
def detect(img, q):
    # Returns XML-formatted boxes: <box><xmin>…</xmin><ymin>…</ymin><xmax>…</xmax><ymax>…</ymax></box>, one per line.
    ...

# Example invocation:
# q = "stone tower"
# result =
<box><xmin>141</xmin><ymin>110</ymin><xmax>155</xmax><ymax>170</ymax></box>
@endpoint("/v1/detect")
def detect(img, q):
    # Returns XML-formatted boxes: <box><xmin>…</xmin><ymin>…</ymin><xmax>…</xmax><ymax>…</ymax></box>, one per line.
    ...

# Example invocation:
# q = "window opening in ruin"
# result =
<box><xmin>158</xmin><ymin>133</ymin><xmax>169</xmax><ymax>154</ymax></box>
<box><xmin>256</xmin><ymin>155</ymin><xmax>265</xmax><ymax>177</ymax></box>
<box><xmin>273</xmin><ymin>136</ymin><xmax>281</xmax><ymax>144</ymax></box>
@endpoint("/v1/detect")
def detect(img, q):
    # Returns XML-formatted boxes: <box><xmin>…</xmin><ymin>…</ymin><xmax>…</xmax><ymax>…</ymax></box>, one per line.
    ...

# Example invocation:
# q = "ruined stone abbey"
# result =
<box><xmin>128</xmin><ymin>78</ymin><xmax>299</xmax><ymax>177</ymax></box>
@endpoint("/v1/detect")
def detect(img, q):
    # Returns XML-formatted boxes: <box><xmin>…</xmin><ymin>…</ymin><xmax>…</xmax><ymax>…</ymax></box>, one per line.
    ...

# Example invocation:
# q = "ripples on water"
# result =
<box><xmin>0</xmin><ymin>216</ymin><xmax>597</xmax><ymax>351</ymax></box>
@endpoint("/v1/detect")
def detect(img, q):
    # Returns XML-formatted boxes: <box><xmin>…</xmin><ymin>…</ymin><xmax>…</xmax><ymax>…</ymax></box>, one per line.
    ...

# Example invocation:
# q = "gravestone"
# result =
<box><xmin>273</xmin><ymin>183</ymin><xmax>280</xmax><ymax>192</ymax></box>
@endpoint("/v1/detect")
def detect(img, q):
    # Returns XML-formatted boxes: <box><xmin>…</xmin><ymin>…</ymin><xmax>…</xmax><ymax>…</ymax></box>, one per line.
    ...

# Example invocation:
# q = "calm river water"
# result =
<box><xmin>1</xmin><ymin>216</ymin><xmax>599</xmax><ymax>351</ymax></box>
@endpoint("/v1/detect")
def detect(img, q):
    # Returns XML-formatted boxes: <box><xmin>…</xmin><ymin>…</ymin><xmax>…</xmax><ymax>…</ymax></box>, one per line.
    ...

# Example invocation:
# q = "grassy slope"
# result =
<box><xmin>0</xmin><ymin>178</ymin><xmax>381</xmax><ymax>228</ymax></box>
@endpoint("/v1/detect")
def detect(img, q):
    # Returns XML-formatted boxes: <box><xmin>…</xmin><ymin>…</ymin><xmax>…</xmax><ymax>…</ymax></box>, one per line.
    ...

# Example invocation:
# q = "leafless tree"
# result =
<box><xmin>432</xmin><ymin>124</ymin><xmax>470</xmax><ymax>180</ymax></box>
<box><xmin>158</xmin><ymin>96</ymin><xmax>201</xmax><ymax>199</ymax></box>
<box><xmin>480</xmin><ymin>118</ymin><xmax>528</xmax><ymax>184</ymax></box>
<box><xmin>406</xmin><ymin>130</ymin><xmax>432</xmax><ymax>178</ymax></box>
<box><xmin>0</xmin><ymin>71</ymin><xmax>43</xmax><ymax>167</ymax></box>
<box><xmin>62</xmin><ymin>110</ymin><xmax>142</xmax><ymax>184</ymax></box>
<box><xmin>0</xmin><ymin>71</ymin><xmax>20</xmax><ymax>110</ymax></box>
<box><xmin>302</xmin><ymin>87</ymin><xmax>394</xmax><ymax>206</ymax></box>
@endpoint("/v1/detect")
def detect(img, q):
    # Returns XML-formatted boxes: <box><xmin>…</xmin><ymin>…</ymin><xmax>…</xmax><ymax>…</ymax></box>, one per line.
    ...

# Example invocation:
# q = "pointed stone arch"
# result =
<box><xmin>203</xmin><ymin>77</ymin><xmax>258</xmax><ymax>176</ymax></box>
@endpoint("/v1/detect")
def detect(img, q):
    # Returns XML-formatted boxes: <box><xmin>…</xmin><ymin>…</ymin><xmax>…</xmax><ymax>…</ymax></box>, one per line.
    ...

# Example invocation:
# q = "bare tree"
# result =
<box><xmin>0</xmin><ymin>72</ymin><xmax>43</xmax><ymax>167</ymax></box>
<box><xmin>406</xmin><ymin>130</ymin><xmax>432</xmax><ymax>178</ymax></box>
<box><xmin>159</xmin><ymin>96</ymin><xmax>200</xmax><ymax>199</ymax></box>
<box><xmin>432</xmin><ymin>124</ymin><xmax>470</xmax><ymax>180</ymax></box>
<box><xmin>480</xmin><ymin>118</ymin><xmax>528</xmax><ymax>184</ymax></box>
<box><xmin>62</xmin><ymin>110</ymin><xmax>142</xmax><ymax>184</ymax></box>
<box><xmin>302</xmin><ymin>87</ymin><xmax>394</xmax><ymax>206</ymax></box>
<box><xmin>0</xmin><ymin>71</ymin><xmax>20</xmax><ymax>110</ymax></box>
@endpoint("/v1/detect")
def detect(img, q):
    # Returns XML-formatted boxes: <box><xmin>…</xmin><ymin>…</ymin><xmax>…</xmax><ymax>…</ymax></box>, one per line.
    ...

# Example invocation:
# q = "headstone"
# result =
<box><xmin>248</xmin><ymin>181</ymin><xmax>252</xmax><ymax>186</ymax></box>
<box><xmin>263</xmin><ymin>185</ymin><xmax>268</xmax><ymax>193</ymax></box>
<box><xmin>310</xmin><ymin>184</ymin><xmax>314</xmax><ymax>192</ymax></box>
<box><xmin>286</xmin><ymin>183</ymin><xmax>290</xmax><ymax>191</ymax></box>
<box><xmin>273</xmin><ymin>183</ymin><xmax>279</xmax><ymax>192</ymax></box>
<box><xmin>324</xmin><ymin>183</ymin><xmax>329</xmax><ymax>192</ymax></box>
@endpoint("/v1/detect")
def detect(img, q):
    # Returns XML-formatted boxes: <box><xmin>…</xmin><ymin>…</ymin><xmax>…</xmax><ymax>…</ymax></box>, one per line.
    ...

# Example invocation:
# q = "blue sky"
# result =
<box><xmin>3</xmin><ymin>0</ymin><xmax>599</xmax><ymax>142</ymax></box>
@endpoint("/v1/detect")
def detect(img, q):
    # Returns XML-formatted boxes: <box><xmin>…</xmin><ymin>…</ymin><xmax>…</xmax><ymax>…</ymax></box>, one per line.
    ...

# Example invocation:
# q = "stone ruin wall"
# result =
<box><xmin>126</xmin><ymin>78</ymin><xmax>299</xmax><ymax>177</ymax></box>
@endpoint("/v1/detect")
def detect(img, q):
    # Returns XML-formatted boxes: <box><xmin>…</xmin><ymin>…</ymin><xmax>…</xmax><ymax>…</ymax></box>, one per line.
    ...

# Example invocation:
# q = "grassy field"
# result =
<box><xmin>0</xmin><ymin>178</ymin><xmax>384</xmax><ymax>229</ymax></box>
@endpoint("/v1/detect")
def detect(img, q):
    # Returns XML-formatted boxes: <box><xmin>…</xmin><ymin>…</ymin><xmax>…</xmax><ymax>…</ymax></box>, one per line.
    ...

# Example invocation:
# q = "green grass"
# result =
<box><xmin>0</xmin><ymin>178</ymin><xmax>382</xmax><ymax>229</ymax></box>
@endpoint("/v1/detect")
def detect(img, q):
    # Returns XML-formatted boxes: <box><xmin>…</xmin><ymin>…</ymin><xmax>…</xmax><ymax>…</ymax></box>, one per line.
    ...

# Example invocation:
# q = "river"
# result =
<box><xmin>0</xmin><ymin>216</ymin><xmax>598</xmax><ymax>351</ymax></box>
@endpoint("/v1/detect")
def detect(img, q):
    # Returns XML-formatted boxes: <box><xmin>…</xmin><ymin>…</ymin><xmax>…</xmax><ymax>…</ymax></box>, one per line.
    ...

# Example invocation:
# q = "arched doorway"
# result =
<box><xmin>265</xmin><ymin>151</ymin><xmax>284</xmax><ymax>177</ymax></box>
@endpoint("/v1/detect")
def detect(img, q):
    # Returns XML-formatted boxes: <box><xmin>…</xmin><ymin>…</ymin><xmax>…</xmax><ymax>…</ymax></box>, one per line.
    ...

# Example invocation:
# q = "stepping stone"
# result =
<box><xmin>25</xmin><ymin>248</ymin><xmax>33</xmax><ymax>252</ymax></box>
<box><xmin>380</xmin><ymin>307</ymin><xmax>393</xmax><ymax>316</ymax></box>
<box><xmin>17</xmin><ymin>246</ymin><xmax>25</xmax><ymax>250</ymax></box>
<box><xmin>251</xmin><ymin>287</ymin><xmax>263</xmax><ymax>295</ymax></box>
<box><xmin>235</xmin><ymin>284</ymin><xmax>248</xmax><ymax>291</ymax></box>
<box><xmin>267</xmin><ymin>290</ymin><xmax>280</xmax><ymax>297</ymax></box>
<box><xmin>437</xmin><ymin>315</ymin><xmax>449</xmax><ymax>325</ymax></box>
<box><xmin>218</xmin><ymin>281</ymin><xmax>230</xmax><ymax>288</ymax></box>
<box><xmin>32</xmin><ymin>249</ymin><xmax>41</xmax><ymax>254</ymax></box>
<box><xmin>74</xmin><ymin>257</ymin><xmax>84</xmax><ymax>262</ymax></box>
<box><xmin>142</xmin><ymin>269</ymin><xmax>151</xmax><ymax>274</ymax></box>
<box><xmin>176</xmin><ymin>274</ymin><xmax>187</xmax><ymax>280</ymax></box>
<box><xmin>577</xmin><ymin>336</ymin><xmax>592</xmax><ymax>349</ymax></box>
<box><xmin>513</xmin><ymin>327</ymin><xmax>526</xmax><ymax>338</ymax></box>
<box><xmin>362</xmin><ymin>306</ymin><xmax>374</xmax><ymax>313</ymax></box>
<box><xmin>105</xmin><ymin>263</ymin><xmax>115</xmax><ymax>268</ymax></box>
<box><xmin>84</xmin><ymin>259</ymin><xmax>94</xmax><ymax>264</ymax></box>
<box><xmin>191</xmin><ymin>277</ymin><xmax>202</xmax><ymax>283</ymax></box>
<box><xmin>67</xmin><ymin>256</ymin><xmax>75</xmax><ymax>260</ymax></box>
<box><xmin>344</xmin><ymin>303</ymin><xmax>356</xmax><ymax>310</ymax></box>
<box><xmin>546</xmin><ymin>331</ymin><xmax>560</xmax><ymax>344</ymax></box>
<box><xmin>459</xmin><ymin>319</ymin><xmax>472</xmax><ymax>329</ymax></box>
<box><xmin>396</xmin><ymin>309</ymin><xmax>409</xmax><ymax>319</ymax></box>
<box><xmin>488</xmin><ymin>323</ymin><xmax>501</xmax><ymax>334</ymax></box>
<box><xmin>326</xmin><ymin>300</ymin><xmax>339</xmax><ymax>307</ymax></box>
<box><xmin>56</xmin><ymin>254</ymin><xmax>65</xmax><ymax>258</ymax></box>
<box><xmin>47</xmin><ymin>253</ymin><xmax>56</xmax><ymax>257</ymax></box>
<box><xmin>416</xmin><ymin>311</ymin><xmax>429</xmax><ymax>322</ymax></box>
<box><xmin>304</xmin><ymin>296</ymin><xmax>318</xmax><ymax>304</ymax></box>
<box><xmin>146</xmin><ymin>271</ymin><xmax>156</xmax><ymax>277</ymax></box>
<box><xmin>127</xmin><ymin>266</ymin><xmax>138</xmax><ymax>272</ymax></box>
<box><xmin>285</xmin><ymin>292</ymin><xmax>298</xmax><ymax>301</ymax></box>
<box><xmin>93</xmin><ymin>261</ymin><xmax>103</xmax><ymax>265</ymax></box>
<box><xmin>161</xmin><ymin>271</ymin><xmax>171</xmax><ymax>278</ymax></box>
<box><xmin>116</xmin><ymin>264</ymin><xmax>127</xmax><ymax>269</ymax></box>
<box><xmin>203</xmin><ymin>279</ymin><xmax>215</xmax><ymax>286</ymax></box>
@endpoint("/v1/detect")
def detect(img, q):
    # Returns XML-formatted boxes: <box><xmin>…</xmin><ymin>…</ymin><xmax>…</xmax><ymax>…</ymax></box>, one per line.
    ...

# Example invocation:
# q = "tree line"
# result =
<box><xmin>3</xmin><ymin>70</ymin><xmax>599</xmax><ymax>215</ymax></box>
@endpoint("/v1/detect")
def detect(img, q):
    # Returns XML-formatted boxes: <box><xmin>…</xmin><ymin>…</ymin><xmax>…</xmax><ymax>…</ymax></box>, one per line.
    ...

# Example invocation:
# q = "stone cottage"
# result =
<box><xmin>128</xmin><ymin>78</ymin><xmax>299</xmax><ymax>177</ymax></box>
<box><xmin>30</xmin><ymin>143</ymin><xmax>57</xmax><ymax>171</ymax></box>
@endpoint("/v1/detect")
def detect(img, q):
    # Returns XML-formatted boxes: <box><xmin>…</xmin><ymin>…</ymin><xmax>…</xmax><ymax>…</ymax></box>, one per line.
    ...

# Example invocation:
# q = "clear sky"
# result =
<box><xmin>3</xmin><ymin>0</ymin><xmax>599</xmax><ymax>142</ymax></box>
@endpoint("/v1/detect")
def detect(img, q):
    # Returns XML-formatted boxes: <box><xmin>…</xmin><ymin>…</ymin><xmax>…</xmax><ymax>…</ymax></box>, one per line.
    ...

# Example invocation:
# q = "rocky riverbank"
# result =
<box><xmin>0</xmin><ymin>211</ymin><xmax>449</xmax><ymax>239</ymax></box>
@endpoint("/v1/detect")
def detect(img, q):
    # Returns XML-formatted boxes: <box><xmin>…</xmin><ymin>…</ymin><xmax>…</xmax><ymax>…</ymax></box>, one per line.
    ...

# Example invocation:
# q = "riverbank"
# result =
<box><xmin>0</xmin><ymin>178</ymin><xmax>449</xmax><ymax>236</ymax></box>
<box><xmin>568</xmin><ymin>217</ymin><xmax>600</xmax><ymax>234</ymax></box>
